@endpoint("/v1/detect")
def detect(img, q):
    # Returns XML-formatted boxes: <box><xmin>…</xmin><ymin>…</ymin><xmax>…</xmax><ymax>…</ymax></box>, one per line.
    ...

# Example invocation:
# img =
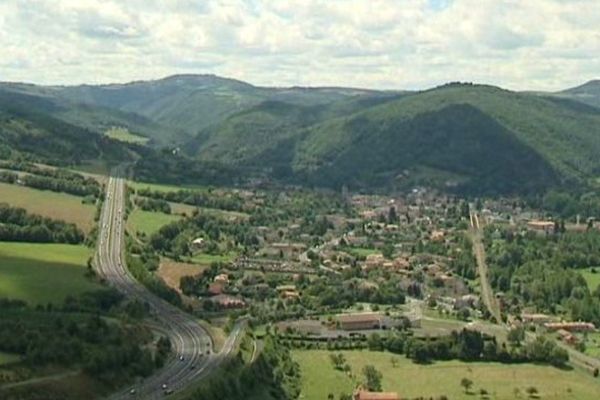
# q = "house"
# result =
<box><xmin>209</xmin><ymin>294</ymin><xmax>246</xmax><ymax>309</ymax></box>
<box><xmin>276</xmin><ymin>284</ymin><xmax>300</xmax><ymax>299</ymax></box>
<box><xmin>544</xmin><ymin>322</ymin><xmax>595</xmax><ymax>332</ymax></box>
<box><xmin>337</xmin><ymin>313</ymin><xmax>384</xmax><ymax>331</ymax></box>
<box><xmin>214</xmin><ymin>274</ymin><xmax>229</xmax><ymax>284</ymax></box>
<box><xmin>353</xmin><ymin>389</ymin><xmax>399</xmax><ymax>400</ymax></box>
<box><xmin>364</xmin><ymin>253</ymin><xmax>385</xmax><ymax>269</ymax></box>
<box><xmin>527</xmin><ymin>220</ymin><xmax>555</xmax><ymax>234</ymax></box>
<box><xmin>556</xmin><ymin>329</ymin><xmax>578</xmax><ymax>345</ymax></box>
<box><xmin>208</xmin><ymin>282</ymin><xmax>225</xmax><ymax>295</ymax></box>
<box><xmin>521</xmin><ymin>313</ymin><xmax>555</xmax><ymax>325</ymax></box>
<box><xmin>190</xmin><ymin>237</ymin><xmax>205</xmax><ymax>250</ymax></box>
<box><xmin>281</xmin><ymin>290</ymin><xmax>300</xmax><ymax>300</ymax></box>
<box><xmin>430</xmin><ymin>230</ymin><xmax>445</xmax><ymax>242</ymax></box>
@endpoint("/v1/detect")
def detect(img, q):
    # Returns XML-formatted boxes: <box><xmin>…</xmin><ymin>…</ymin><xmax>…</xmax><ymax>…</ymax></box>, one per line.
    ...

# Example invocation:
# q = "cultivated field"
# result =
<box><xmin>292</xmin><ymin>350</ymin><xmax>600</xmax><ymax>400</ymax></box>
<box><xmin>0</xmin><ymin>182</ymin><xmax>96</xmax><ymax>233</ymax></box>
<box><xmin>126</xmin><ymin>209</ymin><xmax>181</xmax><ymax>236</ymax></box>
<box><xmin>0</xmin><ymin>242</ymin><xmax>99</xmax><ymax>305</ymax></box>
<box><xmin>157</xmin><ymin>259</ymin><xmax>207</xmax><ymax>293</ymax></box>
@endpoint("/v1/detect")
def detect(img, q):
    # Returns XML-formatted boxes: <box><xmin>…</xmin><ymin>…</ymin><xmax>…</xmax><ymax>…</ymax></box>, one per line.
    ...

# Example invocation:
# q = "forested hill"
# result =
<box><xmin>26</xmin><ymin>74</ymin><xmax>391</xmax><ymax>138</ymax></box>
<box><xmin>3</xmin><ymin>75</ymin><xmax>600</xmax><ymax>195</ymax></box>
<box><xmin>191</xmin><ymin>83</ymin><xmax>600</xmax><ymax>195</ymax></box>
<box><xmin>0</xmin><ymin>88</ymin><xmax>134</xmax><ymax>165</ymax></box>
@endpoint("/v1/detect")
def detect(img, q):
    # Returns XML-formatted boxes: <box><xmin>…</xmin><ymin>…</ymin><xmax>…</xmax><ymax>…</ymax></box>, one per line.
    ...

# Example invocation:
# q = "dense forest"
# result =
<box><xmin>0</xmin><ymin>289</ymin><xmax>167</xmax><ymax>384</ymax></box>
<box><xmin>485</xmin><ymin>227</ymin><xmax>600</xmax><ymax>325</ymax></box>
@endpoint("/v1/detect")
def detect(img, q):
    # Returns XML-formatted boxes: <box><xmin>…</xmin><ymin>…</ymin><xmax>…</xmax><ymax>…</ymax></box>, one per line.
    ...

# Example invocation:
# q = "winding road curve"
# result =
<box><xmin>95</xmin><ymin>169</ymin><xmax>241</xmax><ymax>399</ymax></box>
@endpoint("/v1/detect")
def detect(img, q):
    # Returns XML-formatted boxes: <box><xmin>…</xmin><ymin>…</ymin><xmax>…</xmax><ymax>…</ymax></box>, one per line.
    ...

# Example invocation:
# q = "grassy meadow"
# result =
<box><xmin>0</xmin><ymin>351</ymin><xmax>20</xmax><ymax>365</ymax></box>
<box><xmin>0</xmin><ymin>242</ymin><xmax>99</xmax><ymax>305</ymax></box>
<box><xmin>292</xmin><ymin>350</ymin><xmax>600</xmax><ymax>400</ymax></box>
<box><xmin>105</xmin><ymin>127</ymin><xmax>149</xmax><ymax>144</ymax></box>
<box><xmin>128</xmin><ymin>180</ymin><xmax>205</xmax><ymax>194</ymax></box>
<box><xmin>189</xmin><ymin>252</ymin><xmax>237</xmax><ymax>265</ymax></box>
<box><xmin>0</xmin><ymin>182</ymin><xmax>96</xmax><ymax>233</ymax></box>
<box><xmin>580</xmin><ymin>268</ymin><xmax>600</xmax><ymax>291</ymax></box>
<box><xmin>127</xmin><ymin>209</ymin><xmax>181</xmax><ymax>236</ymax></box>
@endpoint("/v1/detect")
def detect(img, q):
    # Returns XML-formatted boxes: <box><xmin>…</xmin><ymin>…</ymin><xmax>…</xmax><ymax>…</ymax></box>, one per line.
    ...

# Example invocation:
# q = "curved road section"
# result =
<box><xmin>96</xmin><ymin>171</ymin><xmax>225</xmax><ymax>399</ymax></box>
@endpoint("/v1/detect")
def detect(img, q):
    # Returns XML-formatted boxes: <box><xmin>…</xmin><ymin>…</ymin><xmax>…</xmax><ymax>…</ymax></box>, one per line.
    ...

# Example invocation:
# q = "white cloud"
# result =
<box><xmin>0</xmin><ymin>0</ymin><xmax>598</xmax><ymax>90</ymax></box>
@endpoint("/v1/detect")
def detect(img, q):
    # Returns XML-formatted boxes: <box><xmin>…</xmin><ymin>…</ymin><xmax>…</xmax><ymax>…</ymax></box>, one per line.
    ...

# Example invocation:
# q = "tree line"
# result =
<box><xmin>136</xmin><ymin>187</ymin><xmax>247</xmax><ymax>212</ymax></box>
<box><xmin>0</xmin><ymin>160</ymin><xmax>101</xmax><ymax>198</ymax></box>
<box><xmin>0</xmin><ymin>203</ymin><xmax>84</xmax><ymax>243</ymax></box>
<box><xmin>134</xmin><ymin>196</ymin><xmax>171</xmax><ymax>214</ymax></box>
<box><xmin>365</xmin><ymin>329</ymin><xmax>568</xmax><ymax>367</ymax></box>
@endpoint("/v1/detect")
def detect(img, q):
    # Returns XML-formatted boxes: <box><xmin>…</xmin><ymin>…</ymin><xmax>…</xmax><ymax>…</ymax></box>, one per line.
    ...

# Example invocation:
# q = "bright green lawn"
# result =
<box><xmin>127</xmin><ymin>209</ymin><xmax>181</xmax><ymax>236</ymax></box>
<box><xmin>0</xmin><ymin>351</ymin><xmax>20</xmax><ymax>365</ymax></box>
<box><xmin>580</xmin><ymin>268</ymin><xmax>600</xmax><ymax>291</ymax></box>
<box><xmin>293</xmin><ymin>350</ymin><xmax>600</xmax><ymax>400</ymax></box>
<box><xmin>0</xmin><ymin>242</ymin><xmax>99</xmax><ymax>305</ymax></box>
<box><xmin>105</xmin><ymin>127</ymin><xmax>149</xmax><ymax>144</ymax></box>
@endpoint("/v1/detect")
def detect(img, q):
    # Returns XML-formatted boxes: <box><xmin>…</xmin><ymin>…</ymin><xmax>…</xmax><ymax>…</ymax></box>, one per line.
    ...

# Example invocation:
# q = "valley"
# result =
<box><xmin>2</xmin><ymin>75</ymin><xmax>600</xmax><ymax>400</ymax></box>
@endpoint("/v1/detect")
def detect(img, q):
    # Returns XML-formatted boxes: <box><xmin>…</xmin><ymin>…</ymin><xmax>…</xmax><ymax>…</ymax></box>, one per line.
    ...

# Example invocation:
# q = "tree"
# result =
<box><xmin>526</xmin><ymin>386</ymin><xmax>538</xmax><ymax>398</ymax></box>
<box><xmin>460</xmin><ymin>377</ymin><xmax>473</xmax><ymax>394</ymax></box>
<box><xmin>508</xmin><ymin>326</ymin><xmax>525</xmax><ymax>347</ymax></box>
<box><xmin>329</xmin><ymin>353</ymin><xmax>346</xmax><ymax>370</ymax></box>
<box><xmin>388</xmin><ymin>206</ymin><xmax>397</xmax><ymax>224</ymax></box>
<box><xmin>363</xmin><ymin>365</ymin><xmax>382</xmax><ymax>392</ymax></box>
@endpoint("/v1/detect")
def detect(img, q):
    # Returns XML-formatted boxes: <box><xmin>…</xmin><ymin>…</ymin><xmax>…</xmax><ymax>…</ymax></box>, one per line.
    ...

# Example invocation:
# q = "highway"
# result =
<box><xmin>96</xmin><ymin>169</ymin><xmax>241</xmax><ymax>399</ymax></box>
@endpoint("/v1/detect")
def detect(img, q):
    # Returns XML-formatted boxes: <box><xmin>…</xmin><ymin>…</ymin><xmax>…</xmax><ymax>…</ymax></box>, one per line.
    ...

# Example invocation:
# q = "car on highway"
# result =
<box><xmin>129</xmin><ymin>389</ymin><xmax>136</xmax><ymax>395</ymax></box>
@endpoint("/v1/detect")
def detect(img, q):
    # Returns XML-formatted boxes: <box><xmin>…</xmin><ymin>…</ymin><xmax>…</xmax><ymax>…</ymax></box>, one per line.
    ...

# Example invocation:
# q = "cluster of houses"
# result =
<box><xmin>518</xmin><ymin>313</ymin><xmax>596</xmax><ymax>345</ymax></box>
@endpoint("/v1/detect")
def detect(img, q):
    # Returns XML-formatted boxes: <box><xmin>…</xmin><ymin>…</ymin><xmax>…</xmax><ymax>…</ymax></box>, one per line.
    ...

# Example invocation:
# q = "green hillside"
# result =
<box><xmin>4</xmin><ymin>75</ymin><xmax>600</xmax><ymax>195</ymax></box>
<box><xmin>0</xmin><ymin>89</ymin><xmax>134</xmax><ymax>165</ymax></box>
<box><xmin>0</xmin><ymin>83</ymin><xmax>181</xmax><ymax>145</ymax></box>
<box><xmin>41</xmin><ymin>75</ymin><xmax>389</xmax><ymax>137</ymax></box>
<box><xmin>191</xmin><ymin>83</ymin><xmax>600</xmax><ymax>194</ymax></box>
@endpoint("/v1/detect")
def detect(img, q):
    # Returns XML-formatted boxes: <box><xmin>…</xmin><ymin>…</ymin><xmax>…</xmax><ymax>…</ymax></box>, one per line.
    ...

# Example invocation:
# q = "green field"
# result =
<box><xmin>580</xmin><ymin>268</ymin><xmax>600</xmax><ymax>291</ymax></box>
<box><xmin>128</xmin><ymin>180</ymin><xmax>205</xmax><ymax>194</ymax></box>
<box><xmin>292</xmin><ymin>350</ymin><xmax>600</xmax><ymax>400</ymax></box>
<box><xmin>189</xmin><ymin>252</ymin><xmax>237</xmax><ymax>265</ymax></box>
<box><xmin>127</xmin><ymin>209</ymin><xmax>181</xmax><ymax>236</ymax></box>
<box><xmin>0</xmin><ymin>351</ymin><xmax>20</xmax><ymax>365</ymax></box>
<box><xmin>105</xmin><ymin>127</ymin><xmax>149</xmax><ymax>144</ymax></box>
<box><xmin>0</xmin><ymin>182</ymin><xmax>96</xmax><ymax>233</ymax></box>
<box><xmin>0</xmin><ymin>242</ymin><xmax>99</xmax><ymax>305</ymax></box>
<box><xmin>344</xmin><ymin>247</ymin><xmax>379</xmax><ymax>257</ymax></box>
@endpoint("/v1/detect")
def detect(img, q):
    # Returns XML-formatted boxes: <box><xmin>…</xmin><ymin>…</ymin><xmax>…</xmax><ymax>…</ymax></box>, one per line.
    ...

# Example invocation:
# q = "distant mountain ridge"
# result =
<box><xmin>558</xmin><ymin>80</ymin><xmax>600</xmax><ymax>108</ymax></box>
<box><xmin>1</xmin><ymin>75</ymin><xmax>600</xmax><ymax>194</ymax></box>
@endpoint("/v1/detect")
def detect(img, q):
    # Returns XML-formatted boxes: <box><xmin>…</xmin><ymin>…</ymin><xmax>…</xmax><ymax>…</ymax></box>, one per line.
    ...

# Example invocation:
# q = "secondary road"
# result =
<box><xmin>96</xmin><ymin>168</ymin><xmax>241</xmax><ymax>399</ymax></box>
<box><xmin>469</xmin><ymin>211</ymin><xmax>503</xmax><ymax>324</ymax></box>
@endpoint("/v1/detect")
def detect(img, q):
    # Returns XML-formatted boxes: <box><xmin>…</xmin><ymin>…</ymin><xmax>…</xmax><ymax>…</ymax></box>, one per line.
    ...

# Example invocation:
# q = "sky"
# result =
<box><xmin>0</xmin><ymin>0</ymin><xmax>599</xmax><ymax>91</ymax></box>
